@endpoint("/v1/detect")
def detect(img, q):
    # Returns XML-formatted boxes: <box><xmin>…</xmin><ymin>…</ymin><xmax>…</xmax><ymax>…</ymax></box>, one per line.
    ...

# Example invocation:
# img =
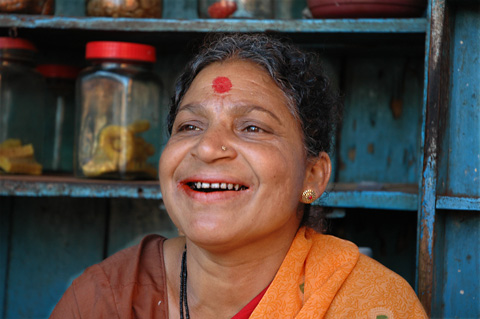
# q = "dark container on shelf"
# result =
<box><xmin>0</xmin><ymin>0</ymin><xmax>54</xmax><ymax>14</ymax></box>
<box><xmin>86</xmin><ymin>0</ymin><xmax>162</xmax><ymax>18</ymax></box>
<box><xmin>307</xmin><ymin>0</ymin><xmax>427</xmax><ymax>18</ymax></box>
<box><xmin>198</xmin><ymin>0</ymin><xmax>274</xmax><ymax>19</ymax></box>
<box><xmin>0</xmin><ymin>37</ymin><xmax>46</xmax><ymax>175</ymax></box>
<box><xmin>37</xmin><ymin>64</ymin><xmax>79</xmax><ymax>173</ymax></box>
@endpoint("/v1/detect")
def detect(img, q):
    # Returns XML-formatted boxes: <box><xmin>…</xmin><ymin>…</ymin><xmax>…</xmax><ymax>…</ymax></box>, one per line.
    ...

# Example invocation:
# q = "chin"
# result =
<box><xmin>184</xmin><ymin>223</ymin><xmax>243</xmax><ymax>250</ymax></box>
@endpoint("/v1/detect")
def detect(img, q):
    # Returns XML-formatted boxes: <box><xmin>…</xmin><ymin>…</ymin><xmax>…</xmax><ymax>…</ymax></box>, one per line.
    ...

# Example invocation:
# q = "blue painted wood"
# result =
<box><xmin>337</xmin><ymin>57</ymin><xmax>424</xmax><ymax>184</ymax></box>
<box><xmin>437</xmin><ymin>5</ymin><xmax>480</xmax><ymax>198</ymax></box>
<box><xmin>433</xmin><ymin>211</ymin><xmax>480</xmax><ymax>318</ymax></box>
<box><xmin>107</xmin><ymin>199</ymin><xmax>177</xmax><ymax>256</ymax></box>
<box><xmin>1</xmin><ymin>176</ymin><xmax>421</xmax><ymax>210</ymax></box>
<box><xmin>4</xmin><ymin>197</ymin><xmax>107</xmax><ymax>318</ymax></box>
<box><xmin>0</xmin><ymin>198</ymin><xmax>12</xmax><ymax>319</ymax></box>
<box><xmin>0</xmin><ymin>175</ymin><xmax>161</xmax><ymax>199</ymax></box>
<box><xmin>417</xmin><ymin>0</ymin><xmax>444</xmax><ymax>313</ymax></box>
<box><xmin>0</xmin><ymin>15</ymin><xmax>428</xmax><ymax>33</ymax></box>
<box><xmin>318</xmin><ymin>190</ymin><xmax>418</xmax><ymax>211</ymax></box>
<box><xmin>436</xmin><ymin>195</ymin><xmax>480</xmax><ymax>210</ymax></box>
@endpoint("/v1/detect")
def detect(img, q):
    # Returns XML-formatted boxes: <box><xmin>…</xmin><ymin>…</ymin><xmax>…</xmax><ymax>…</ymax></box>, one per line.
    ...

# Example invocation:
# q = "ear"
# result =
<box><xmin>301</xmin><ymin>152</ymin><xmax>332</xmax><ymax>203</ymax></box>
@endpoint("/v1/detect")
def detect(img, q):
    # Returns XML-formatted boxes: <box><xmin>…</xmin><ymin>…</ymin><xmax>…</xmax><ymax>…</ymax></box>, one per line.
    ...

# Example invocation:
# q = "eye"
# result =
<box><xmin>178</xmin><ymin>124</ymin><xmax>201</xmax><ymax>132</ymax></box>
<box><xmin>244</xmin><ymin>125</ymin><xmax>264</xmax><ymax>133</ymax></box>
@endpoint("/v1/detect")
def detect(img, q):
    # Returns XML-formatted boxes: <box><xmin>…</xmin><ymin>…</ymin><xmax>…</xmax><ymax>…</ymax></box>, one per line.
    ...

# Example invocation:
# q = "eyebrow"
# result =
<box><xmin>178</xmin><ymin>103</ymin><xmax>283</xmax><ymax>125</ymax></box>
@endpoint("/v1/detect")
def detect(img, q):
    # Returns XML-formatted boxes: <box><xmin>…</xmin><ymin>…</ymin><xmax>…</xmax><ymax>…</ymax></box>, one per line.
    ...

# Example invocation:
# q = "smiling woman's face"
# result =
<box><xmin>159</xmin><ymin>60</ymin><xmax>310</xmax><ymax>251</ymax></box>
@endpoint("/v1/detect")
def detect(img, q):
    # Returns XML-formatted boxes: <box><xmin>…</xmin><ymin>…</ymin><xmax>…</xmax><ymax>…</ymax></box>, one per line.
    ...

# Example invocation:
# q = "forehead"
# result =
<box><xmin>181</xmin><ymin>60</ymin><xmax>289</xmax><ymax>109</ymax></box>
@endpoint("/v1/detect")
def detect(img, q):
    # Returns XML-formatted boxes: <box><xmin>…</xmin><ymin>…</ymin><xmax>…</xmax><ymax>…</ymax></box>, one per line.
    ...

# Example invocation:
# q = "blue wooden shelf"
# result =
<box><xmin>0</xmin><ymin>15</ymin><xmax>427</xmax><ymax>33</ymax></box>
<box><xmin>0</xmin><ymin>175</ymin><xmax>160</xmax><ymax>199</ymax></box>
<box><xmin>318</xmin><ymin>190</ymin><xmax>418</xmax><ymax>211</ymax></box>
<box><xmin>317</xmin><ymin>183</ymin><xmax>418</xmax><ymax>211</ymax></box>
<box><xmin>0</xmin><ymin>175</ymin><xmax>420</xmax><ymax>210</ymax></box>
<box><xmin>436</xmin><ymin>195</ymin><xmax>480</xmax><ymax>211</ymax></box>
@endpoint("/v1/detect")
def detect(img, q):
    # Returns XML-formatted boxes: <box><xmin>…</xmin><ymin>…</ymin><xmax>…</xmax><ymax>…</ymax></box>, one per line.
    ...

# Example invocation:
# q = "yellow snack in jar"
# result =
<box><xmin>0</xmin><ymin>144</ymin><xmax>34</xmax><ymax>158</ymax></box>
<box><xmin>82</xmin><ymin>120</ymin><xmax>157</xmax><ymax>179</ymax></box>
<box><xmin>0</xmin><ymin>139</ymin><xmax>22</xmax><ymax>149</ymax></box>
<box><xmin>127</xmin><ymin>119</ymin><xmax>150</xmax><ymax>134</ymax></box>
<box><xmin>99</xmin><ymin>125</ymin><xmax>134</xmax><ymax>165</ymax></box>
<box><xmin>0</xmin><ymin>156</ymin><xmax>42</xmax><ymax>175</ymax></box>
<box><xmin>82</xmin><ymin>158</ymin><xmax>117</xmax><ymax>177</ymax></box>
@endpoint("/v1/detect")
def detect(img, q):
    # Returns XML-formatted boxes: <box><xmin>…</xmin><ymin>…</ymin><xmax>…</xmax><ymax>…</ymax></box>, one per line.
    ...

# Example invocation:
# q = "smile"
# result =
<box><xmin>187</xmin><ymin>182</ymin><xmax>248</xmax><ymax>192</ymax></box>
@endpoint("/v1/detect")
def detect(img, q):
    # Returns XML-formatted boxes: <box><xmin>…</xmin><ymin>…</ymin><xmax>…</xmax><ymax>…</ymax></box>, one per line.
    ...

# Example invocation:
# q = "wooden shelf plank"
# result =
<box><xmin>0</xmin><ymin>175</ymin><xmax>419</xmax><ymax>210</ymax></box>
<box><xmin>0</xmin><ymin>15</ymin><xmax>427</xmax><ymax>33</ymax></box>
<box><xmin>0</xmin><ymin>175</ymin><xmax>161</xmax><ymax>199</ymax></box>
<box><xmin>436</xmin><ymin>195</ymin><xmax>480</xmax><ymax>211</ymax></box>
<box><xmin>317</xmin><ymin>183</ymin><xmax>418</xmax><ymax>211</ymax></box>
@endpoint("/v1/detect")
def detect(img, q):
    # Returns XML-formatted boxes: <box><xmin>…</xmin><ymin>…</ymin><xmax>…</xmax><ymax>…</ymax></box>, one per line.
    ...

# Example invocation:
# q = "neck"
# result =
<box><xmin>184</xmin><ymin>229</ymin><xmax>297</xmax><ymax>318</ymax></box>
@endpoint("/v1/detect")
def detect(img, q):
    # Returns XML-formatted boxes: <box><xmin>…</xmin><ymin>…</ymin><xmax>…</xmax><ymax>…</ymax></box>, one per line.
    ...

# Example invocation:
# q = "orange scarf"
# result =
<box><xmin>251</xmin><ymin>227</ymin><xmax>427</xmax><ymax>319</ymax></box>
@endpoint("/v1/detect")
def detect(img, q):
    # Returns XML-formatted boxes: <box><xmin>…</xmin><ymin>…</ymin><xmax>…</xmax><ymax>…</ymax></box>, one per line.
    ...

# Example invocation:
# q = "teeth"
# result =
<box><xmin>190</xmin><ymin>182</ymin><xmax>245</xmax><ymax>191</ymax></box>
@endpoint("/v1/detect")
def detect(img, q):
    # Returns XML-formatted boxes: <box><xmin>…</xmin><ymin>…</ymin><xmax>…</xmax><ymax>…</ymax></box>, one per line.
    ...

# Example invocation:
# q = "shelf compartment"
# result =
<box><xmin>0</xmin><ymin>15</ymin><xmax>427</xmax><ymax>33</ymax></box>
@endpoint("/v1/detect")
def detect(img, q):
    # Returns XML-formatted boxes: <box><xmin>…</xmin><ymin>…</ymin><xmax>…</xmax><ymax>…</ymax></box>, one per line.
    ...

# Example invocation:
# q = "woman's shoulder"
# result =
<box><xmin>327</xmin><ymin>248</ymin><xmax>428</xmax><ymax>318</ymax></box>
<box><xmin>50</xmin><ymin>234</ymin><xmax>170</xmax><ymax>318</ymax></box>
<box><xmin>303</xmin><ymin>230</ymin><xmax>427</xmax><ymax>318</ymax></box>
<box><xmin>97</xmin><ymin>234</ymin><xmax>168</xmax><ymax>280</ymax></box>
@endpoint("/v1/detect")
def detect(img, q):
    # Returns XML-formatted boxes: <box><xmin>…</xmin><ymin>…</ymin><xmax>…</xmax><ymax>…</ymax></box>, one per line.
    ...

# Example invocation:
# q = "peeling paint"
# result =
<box><xmin>430</xmin><ymin>0</ymin><xmax>446</xmax><ymax>67</ymax></box>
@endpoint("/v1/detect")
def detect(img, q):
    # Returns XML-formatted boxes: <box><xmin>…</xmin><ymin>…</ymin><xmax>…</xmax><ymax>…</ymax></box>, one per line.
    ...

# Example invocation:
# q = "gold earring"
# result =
<box><xmin>301</xmin><ymin>189</ymin><xmax>316</xmax><ymax>204</ymax></box>
<box><xmin>221</xmin><ymin>145</ymin><xmax>227</xmax><ymax>151</ymax></box>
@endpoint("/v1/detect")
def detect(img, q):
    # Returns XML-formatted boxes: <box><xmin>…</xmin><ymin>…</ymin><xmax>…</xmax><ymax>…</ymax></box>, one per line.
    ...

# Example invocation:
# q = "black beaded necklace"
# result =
<box><xmin>180</xmin><ymin>245</ymin><xmax>190</xmax><ymax>319</ymax></box>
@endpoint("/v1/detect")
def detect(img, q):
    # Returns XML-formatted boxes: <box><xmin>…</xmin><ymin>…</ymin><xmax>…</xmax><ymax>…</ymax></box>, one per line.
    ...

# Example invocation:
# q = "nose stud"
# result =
<box><xmin>221</xmin><ymin>145</ymin><xmax>227</xmax><ymax>151</ymax></box>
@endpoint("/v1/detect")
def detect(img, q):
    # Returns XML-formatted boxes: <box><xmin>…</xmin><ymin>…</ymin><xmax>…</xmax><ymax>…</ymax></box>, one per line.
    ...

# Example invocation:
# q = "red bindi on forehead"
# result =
<box><xmin>212</xmin><ymin>76</ymin><xmax>232</xmax><ymax>94</ymax></box>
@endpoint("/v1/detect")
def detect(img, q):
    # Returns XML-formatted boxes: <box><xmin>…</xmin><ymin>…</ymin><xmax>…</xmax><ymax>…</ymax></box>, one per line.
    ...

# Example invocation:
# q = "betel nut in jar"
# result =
<box><xmin>86</xmin><ymin>0</ymin><xmax>162</xmax><ymax>18</ymax></box>
<box><xmin>0</xmin><ymin>0</ymin><xmax>54</xmax><ymax>14</ymax></box>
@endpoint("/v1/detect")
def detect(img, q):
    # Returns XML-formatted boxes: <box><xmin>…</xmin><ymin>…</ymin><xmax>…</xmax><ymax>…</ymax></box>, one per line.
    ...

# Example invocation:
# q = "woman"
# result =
<box><xmin>51</xmin><ymin>33</ymin><xmax>427</xmax><ymax>318</ymax></box>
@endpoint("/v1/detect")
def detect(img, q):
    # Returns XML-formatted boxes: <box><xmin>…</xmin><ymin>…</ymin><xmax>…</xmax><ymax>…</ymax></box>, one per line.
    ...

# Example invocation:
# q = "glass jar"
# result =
<box><xmin>37</xmin><ymin>64</ymin><xmax>79</xmax><ymax>173</ymax></box>
<box><xmin>198</xmin><ymin>0</ymin><xmax>273</xmax><ymax>19</ymax></box>
<box><xmin>0</xmin><ymin>37</ymin><xmax>45</xmax><ymax>175</ymax></box>
<box><xmin>86</xmin><ymin>0</ymin><xmax>162</xmax><ymax>18</ymax></box>
<box><xmin>0</xmin><ymin>0</ymin><xmax>54</xmax><ymax>14</ymax></box>
<box><xmin>75</xmin><ymin>41</ymin><xmax>163</xmax><ymax>180</ymax></box>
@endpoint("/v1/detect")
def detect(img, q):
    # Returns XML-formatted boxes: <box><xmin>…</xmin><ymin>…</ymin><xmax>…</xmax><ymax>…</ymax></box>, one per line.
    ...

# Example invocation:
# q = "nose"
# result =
<box><xmin>191</xmin><ymin>124</ymin><xmax>237</xmax><ymax>163</ymax></box>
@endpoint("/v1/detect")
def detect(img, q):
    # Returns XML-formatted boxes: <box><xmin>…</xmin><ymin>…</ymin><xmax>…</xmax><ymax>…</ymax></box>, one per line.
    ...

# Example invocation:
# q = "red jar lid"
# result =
<box><xmin>85</xmin><ymin>41</ymin><xmax>156</xmax><ymax>63</ymax></box>
<box><xmin>0</xmin><ymin>37</ymin><xmax>37</xmax><ymax>51</ymax></box>
<box><xmin>37</xmin><ymin>64</ymin><xmax>80</xmax><ymax>79</ymax></box>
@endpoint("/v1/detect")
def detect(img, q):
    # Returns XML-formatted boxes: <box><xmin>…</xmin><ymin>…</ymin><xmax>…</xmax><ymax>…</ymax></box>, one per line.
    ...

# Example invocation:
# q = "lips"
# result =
<box><xmin>187</xmin><ymin>181</ymin><xmax>248</xmax><ymax>192</ymax></box>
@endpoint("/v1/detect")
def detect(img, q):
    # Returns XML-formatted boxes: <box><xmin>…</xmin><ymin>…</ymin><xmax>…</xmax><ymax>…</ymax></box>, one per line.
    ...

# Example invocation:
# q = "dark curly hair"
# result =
<box><xmin>167</xmin><ymin>33</ymin><xmax>342</xmax><ymax>231</ymax></box>
<box><xmin>167</xmin><ymin>33</ymin><xmax>341</xmax><ymax>158</ymax></box>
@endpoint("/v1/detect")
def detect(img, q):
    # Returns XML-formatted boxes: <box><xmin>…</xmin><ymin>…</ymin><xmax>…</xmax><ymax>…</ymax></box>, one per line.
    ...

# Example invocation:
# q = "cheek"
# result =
<box><xmin>253</xmin><ymin>144</ymin><xmax>305</xmax><ymax>184</ymax></box>
<box><xmin>159</xmin><ymin>140</ymin><xmax>187</xmax><ymax>184</ymax></box>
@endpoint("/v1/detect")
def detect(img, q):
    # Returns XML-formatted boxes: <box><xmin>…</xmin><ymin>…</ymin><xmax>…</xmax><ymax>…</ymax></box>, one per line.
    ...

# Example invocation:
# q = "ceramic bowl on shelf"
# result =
<box><xmin>307</xmin><ymin>0</ymin><xmax>427</xmax><ymax>18</ymax></box>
